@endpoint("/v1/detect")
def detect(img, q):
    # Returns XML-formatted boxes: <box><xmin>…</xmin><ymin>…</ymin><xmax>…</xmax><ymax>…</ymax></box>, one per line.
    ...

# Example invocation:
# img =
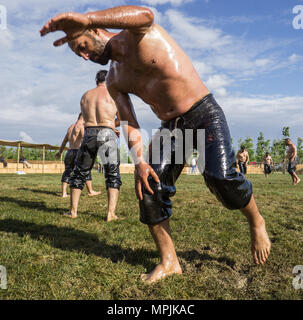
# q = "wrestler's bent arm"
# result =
<box><xmin>56</xmin><ymin>131</ymin><xmax>69</xmax><ymax>158</ymax></box>
<box><xmin>40</xmin><ymin>6</ymin><xmax>154</xmax><ymax>45</ymax></box>
<box><xmin>86</xmin><ymin>6</ymin><xmax>154</xmax><ymax>33</ymax></box>
<box><xmin>108</xmin><ymin>86</ymin><xmax>159</xmax><ymax>200</ymax></box>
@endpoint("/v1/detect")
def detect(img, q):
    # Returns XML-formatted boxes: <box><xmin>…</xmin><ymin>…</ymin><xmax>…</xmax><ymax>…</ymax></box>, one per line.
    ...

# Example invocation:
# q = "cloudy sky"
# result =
<box><xmin>0</xmin><ymin>0</ymin><xmax>302</xmax><ymax>148</ymax></box>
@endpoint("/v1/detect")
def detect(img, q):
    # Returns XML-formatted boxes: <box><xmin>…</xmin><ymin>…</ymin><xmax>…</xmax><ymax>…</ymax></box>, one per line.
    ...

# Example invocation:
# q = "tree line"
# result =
<box><xmin>236</xmin><ymin>127</ymin><xmax>303</xmax><ymax>164</ymax></box>
<box><xmin>1</xmin><ymin>127</ymin><xmax>302</xmax><ymax>164</ymax></box>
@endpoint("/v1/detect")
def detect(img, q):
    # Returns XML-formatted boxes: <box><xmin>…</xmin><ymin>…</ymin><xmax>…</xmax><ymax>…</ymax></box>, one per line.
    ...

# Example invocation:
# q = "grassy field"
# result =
<box><xmin>0</xmin><ymin>172</ymin><xmax>302</xmax><ymax>300</ymax></box>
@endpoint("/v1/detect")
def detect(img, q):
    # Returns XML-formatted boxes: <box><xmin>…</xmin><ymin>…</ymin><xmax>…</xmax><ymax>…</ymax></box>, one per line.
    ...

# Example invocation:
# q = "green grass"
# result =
<box><xmin>0</xmin><ymin>172</ymin><xmax>302</xmax><ymax>300</ymax></box>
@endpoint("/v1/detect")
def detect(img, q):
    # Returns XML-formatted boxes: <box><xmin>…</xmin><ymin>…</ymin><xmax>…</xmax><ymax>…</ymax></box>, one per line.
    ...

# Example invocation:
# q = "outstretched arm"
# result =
<box><xmin>40</xmin><ymin>6</ymin><xmax>154</xmax><ymax>46</ymax></box>
<box><xmin>108</xmin><ymin>85</ymin><xmax>159</xmax><ymax>200</ymax></box>
<box><xmin>56</xmin><ymin>131</ymin><xmax>69</xmax><ymax>158</ymax></box>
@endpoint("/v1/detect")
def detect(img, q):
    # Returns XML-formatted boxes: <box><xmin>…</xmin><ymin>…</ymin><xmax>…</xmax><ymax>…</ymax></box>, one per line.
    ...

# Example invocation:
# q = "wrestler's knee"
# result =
<box><xmin>139</xmin><ymin>180</ymin><xmax>175</xmax><ymax>225</ymax></box>
<box><xmin>85</xmin><ymin>172</ymin><xmax>92</xmax><ymax>182</ymax></box>
<box><xmin>203</xmin><ymin>171</ymin><xmax>252</xmax><ymax>210</ymax></box>
<box><xmin>61</xmin><ymin>172</ymin><xmax>70</xmax><ymax>183</ymax></box>
<box><xmin>69</xmin><ymin>167</ymin><xmax>89</xmax><ymax>190</ymax></box>
<box><xmin>104</xmin><ymin>164</ymin><xmax>122</xmax><ymax>190</ymax></box>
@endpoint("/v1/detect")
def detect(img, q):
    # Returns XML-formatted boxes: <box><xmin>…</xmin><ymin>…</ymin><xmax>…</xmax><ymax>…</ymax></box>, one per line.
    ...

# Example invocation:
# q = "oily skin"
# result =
<box><xmin>285</xmin><ymin>139</ymin><xmax>300</xmax><ymax>185</ymax></box>
<box><xmin>236</xmin><ymin>148</ymin><xmax>250</xmax><ymax>165</ymax></box>
<box><xmin>41</xmin><ymin>5</ymin><xmax>271</xmax><ymax>282</ymax></box>
<box><xmin>263</xmin><ymin>153</ymin><xmax>273</xmax><ymax>178</ymax></box>
<box><xmin>56</xmin><ymin>115</ymin><xmax>100</xmax><ymax>198</ymax></box>
<box><xmin>66</xmin><ymin>81</ymin><xmax>121</xmax><ymax>222</ymax></box>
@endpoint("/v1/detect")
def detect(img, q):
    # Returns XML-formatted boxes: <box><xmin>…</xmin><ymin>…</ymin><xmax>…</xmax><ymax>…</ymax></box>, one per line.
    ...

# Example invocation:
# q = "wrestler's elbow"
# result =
<box><xmin>139</xmin><ymin>7</ymin><xmax>154</xmax><ymax>27</ymax></box>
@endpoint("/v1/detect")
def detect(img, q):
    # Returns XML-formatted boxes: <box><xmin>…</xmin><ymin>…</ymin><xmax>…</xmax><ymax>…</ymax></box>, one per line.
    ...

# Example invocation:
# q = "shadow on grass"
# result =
<box><xmin>179</xmin><ymin>249</ymin><xmax>236</xmax><ymax>269</ymax></box>
<box><xmin>0</xmin><ymin>219</ymin><xmax>157</xmax><ymax>269</ymax></box>
<box><xmin>17</xmin><ymin>187</ymin><xmax>59</xmax><ymax>196</ymax></box>
<box><xmin>0</xmin><ymin>197</ymin><xmax>65</xmax><ymax>214</ymax></box>
<box><xmin>0</xmin><ymin>218</ymin><xmax>236</xmax><ymax>271</ymax></box>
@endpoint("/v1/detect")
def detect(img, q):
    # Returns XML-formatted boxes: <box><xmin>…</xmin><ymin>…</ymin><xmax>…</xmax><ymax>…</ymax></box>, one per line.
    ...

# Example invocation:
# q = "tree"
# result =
<box><xmin>297</xmin><ymin>138</ymin><xmax>303</xmax><ymax>164</ymax></box>
<box><xmin>282</xmin><ymin>126</ymin><xmax>290</xmax><ymax>138</ymax></box>
<box><xmin>270</xmin><ymin>139</ymin><xmax>285</xmax><ymax>164</ymax></box>
<box><xmin>256</xmin><ymin>132</ymin><xmax>270</xmax><ymax>162</ymax></box>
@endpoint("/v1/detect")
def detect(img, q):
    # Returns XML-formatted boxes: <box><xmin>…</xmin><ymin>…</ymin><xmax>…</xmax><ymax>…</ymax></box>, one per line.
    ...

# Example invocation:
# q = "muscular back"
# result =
<box><xmin>107</xmin><ymin>24</ymin><xmax>209</xmax><ymax>121</ymax></box>
<box><xmin>81</xmin><ymin>84</ymin><xmax>117</xmax><ymax>128</ymax></box>
<box><xmin>67</xmin><ymin>122</ymin><xmax>84</xmax><ymax>149</ymax></box>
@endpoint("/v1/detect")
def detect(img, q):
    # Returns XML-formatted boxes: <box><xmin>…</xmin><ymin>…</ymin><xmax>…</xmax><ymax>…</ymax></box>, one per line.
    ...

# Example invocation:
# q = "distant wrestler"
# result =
<box><xmin>236</xmin><ymin>146</ymin><xmax>249</xmax><ymax>175</ymax></box>
<box><xmin>285</xmin><ymin>138</ymin><xmax>300</xmax><ymax>185</ymax></box>
<box><xmin>263</xmin><ymin>152</ymin><xmax>273</xmax><ymax>178</ymax></box>
<box><xmin>41</xmin><ymin>5</ymin><xmax>271</xmax><ymax>282</ymax></box>
<box><xmin>56</xmin><ymin>113</ymin><xmax>100</xmax><ymax>198</ymax></box>
<box><xmin>64</xmin><ymin>70</ymin><xmax>122</xmax><ymax>221</ymax></box>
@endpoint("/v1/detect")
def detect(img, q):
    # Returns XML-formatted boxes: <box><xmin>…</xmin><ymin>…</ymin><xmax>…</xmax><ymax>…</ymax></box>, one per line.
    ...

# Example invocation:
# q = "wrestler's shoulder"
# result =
<box><xmin>81</xmin><ymin>88</ymin><xmax>96</xmax><ymax>100</ymax></box>
<box><xmin>106</xmin><ymin>65</ymin><xmax>121</xmax><ymax>92</ymax></box>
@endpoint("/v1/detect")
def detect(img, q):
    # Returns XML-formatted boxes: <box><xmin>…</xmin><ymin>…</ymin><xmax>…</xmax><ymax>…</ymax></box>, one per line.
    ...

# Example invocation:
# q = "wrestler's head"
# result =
<box><xmin>241</xmin><ymin>145</ymin><xmax>246</xmax><ymax>151</ymax></box>
<box><xmin>95</xmin><ymin>70</ymin><xmax>108</xmax><ymax>85</ymax></box>
<box><xmin>68</xmin><ymin>29</ymin><xmax>112</xmax><ymax>65</ymax></box>
<box><xmin>265</xmin><ymin>152</ymin><xmax>269</xmax><ymax>156</ymax></box>
<box><xmin>284</xmin><ymin>138</ymin><xmax>291</xmax><ymax>146</ymax></box>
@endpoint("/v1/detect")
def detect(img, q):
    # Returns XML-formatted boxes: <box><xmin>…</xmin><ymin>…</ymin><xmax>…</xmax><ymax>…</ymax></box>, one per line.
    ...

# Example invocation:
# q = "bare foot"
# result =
<box><xmin>106</xmin><ymin>214</ymin><xmax>119</xmax><ymax>222</ymax></box>
<box><xmin>250</xmin><ymin>220</ymin><xmax>271</xmax><ymax>265</ymax></box>
<box><xmin>294</xmin><ymin>178</ymin><xmax>301</xmax><ymax>185</ymax></box>
<box><xmin>140</xmin><ymin>262</ymin><xmax>182</xmax><ymax>283</ymax></box>
<box><xmin>63</xmin><ymin>212</ymin><xmax>77</xmax><ymax>219</ymax></box>
<box><xmin>61</xmin><ymin>194</ymin><xmax>69</xmax><ymax>198</ymax></box>
<box><xmin>88</xmin><ymin>191</ymin><xmax>101</xmax><ymax>197</ymax></box>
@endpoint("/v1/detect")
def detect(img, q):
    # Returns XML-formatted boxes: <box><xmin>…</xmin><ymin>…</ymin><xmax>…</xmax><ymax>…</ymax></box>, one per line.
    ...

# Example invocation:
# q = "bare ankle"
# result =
<box><xmin>249</xmin><ymin>216</ymin><xmax>265</xmax><ymax>229</ymax></box>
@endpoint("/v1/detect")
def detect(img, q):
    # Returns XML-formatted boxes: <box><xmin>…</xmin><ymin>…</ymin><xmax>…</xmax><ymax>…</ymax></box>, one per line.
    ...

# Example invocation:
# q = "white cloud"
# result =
<box><xmin>19</xmin><ymin>131</ymin><xmax>35</xmax><ymax>143</ymax></box>
<box><xmin>220</xmin><ymin>95</ymin><xmax>303</xmax><ymax>128</ymax></box>
<box><xmin>166</xmin><ymin>9</ymin><xmax>232</xmax><ymax>50</ymax></box>
<box><xmin>0</xmin><ymin>29</ymin><xmax>14</xmax><ymax>48</ymax></box>
<box><xmin>288</xmin><ymin>53</ymin><xmax>302</xmax><ymax>64</ymax></box>
<box><xmin>205</xmin><ymin>74</ymin><xmax>231</xmax><ymax>97</ymax></box>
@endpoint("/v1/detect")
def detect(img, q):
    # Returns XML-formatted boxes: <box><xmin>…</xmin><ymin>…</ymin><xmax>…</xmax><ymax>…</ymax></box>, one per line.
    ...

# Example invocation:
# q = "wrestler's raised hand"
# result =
<box><xmin>40</xmin><ymin>12</ymin><xmax>91</xmax><ymax>46</ymax></box>
<box><xmin>134</xmin><ymin>162</ymin><xmax>160</xmax><ymax>201</ymax></box>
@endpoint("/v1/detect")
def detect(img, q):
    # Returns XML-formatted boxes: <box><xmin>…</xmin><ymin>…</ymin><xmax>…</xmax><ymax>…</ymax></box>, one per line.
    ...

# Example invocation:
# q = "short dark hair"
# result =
<box><xmin>241</xmin><ymin>145</ymin><xmax>246</xmax><ymax>150</ymax></box>
<box><xmin>95</xmin><ymin>70</ymin><xmax>108</xmax><ymax>84</ymax></box>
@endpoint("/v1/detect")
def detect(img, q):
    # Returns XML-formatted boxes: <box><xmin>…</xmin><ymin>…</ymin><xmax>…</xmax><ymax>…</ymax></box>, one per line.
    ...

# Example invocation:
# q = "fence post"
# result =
<box><xmin>42</xmin><ymin>146</ymin><xmax>45</xmax><ymax>173</ymax></box>
<box><xmin>17</xmin><ymin>142</ymin><xmax>20</xmax><ymax>172</ymax></box>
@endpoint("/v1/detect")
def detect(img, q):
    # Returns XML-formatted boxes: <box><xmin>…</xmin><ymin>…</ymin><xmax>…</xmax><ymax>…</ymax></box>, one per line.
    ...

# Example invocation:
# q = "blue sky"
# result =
<box><xmin>0</xmin><ymin>0</ymin><xmax>302</xmax><ymax>149</ymax></box>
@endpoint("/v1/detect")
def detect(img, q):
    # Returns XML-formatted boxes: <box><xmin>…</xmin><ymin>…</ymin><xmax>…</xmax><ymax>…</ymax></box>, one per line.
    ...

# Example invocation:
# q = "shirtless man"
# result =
<box><xmin>236</xmin><ymin>146</ymin><xmax>249</xmax><ymax>175</ymax></box>
<box><xmin>285</xmin><ymin>138</ymin><xmax>300</xmax><ymax>185</ymax></box>
<box><xmin>64</xmin><ymin>70</ymin><xmax>122</xmax><ymax>221</ymax></box>
<box><xmin>263</xmin><ymin>152</ymin><xmax>273</xmax><ymax>179</ymax></box>
<box><xmin>41</xmin><ymin>5</ymin><xmax>271</xmax><ymax>282</ymax></box>
<box><xmin>56</xmin><ymin>113</ymin><xmax>100</xmax><ymax>198</ymax></box>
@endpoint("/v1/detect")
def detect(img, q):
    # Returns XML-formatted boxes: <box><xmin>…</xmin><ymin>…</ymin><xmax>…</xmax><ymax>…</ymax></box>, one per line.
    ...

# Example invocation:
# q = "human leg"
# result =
<box><xmin>141</xmin><ymin>219</ymin><xmax>182</xmax><ymax>283</ymax></box>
